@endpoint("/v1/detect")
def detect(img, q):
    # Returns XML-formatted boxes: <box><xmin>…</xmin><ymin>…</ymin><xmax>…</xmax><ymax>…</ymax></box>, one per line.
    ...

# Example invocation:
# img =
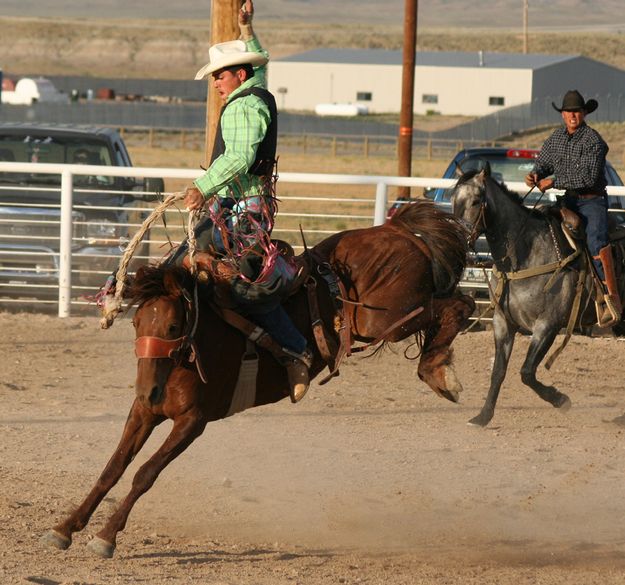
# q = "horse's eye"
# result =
<box><xmin>131</xmin><ymin>319</ymin><xmax>137</xmax><ymax>328</ymax></box>
<box><xmin>168</xmin><ymin>323</ymin><xmax>179</xmax><ymax>334</ymax></box>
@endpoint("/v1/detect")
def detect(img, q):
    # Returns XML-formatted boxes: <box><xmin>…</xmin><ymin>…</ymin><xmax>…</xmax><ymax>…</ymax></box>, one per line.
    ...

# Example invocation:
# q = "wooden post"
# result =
<box><xmin>397</xmin><ymin>0</ymin><xmax>418</xmax><ymax>199</ymax></box>
<box><xmin>364</xmin><ymin>136</ymin><xmax>369</xmax><ymax>158</ymax></box>
<box><xmin>205</xmin><ymin>0</ymin><xmax>241</xmax><ymax>167</ymax></box>
<box><xmin>523</xmin><ymin>0</ymin><xmax>529</xmax><ymax>54</ymax></box>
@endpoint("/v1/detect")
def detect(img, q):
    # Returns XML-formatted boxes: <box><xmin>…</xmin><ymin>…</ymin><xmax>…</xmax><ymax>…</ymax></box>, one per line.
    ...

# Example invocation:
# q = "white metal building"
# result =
<box><xmin>267</xmin><ymin>49</ymin><xmax>625</xmax><ymax>116</ymax></box>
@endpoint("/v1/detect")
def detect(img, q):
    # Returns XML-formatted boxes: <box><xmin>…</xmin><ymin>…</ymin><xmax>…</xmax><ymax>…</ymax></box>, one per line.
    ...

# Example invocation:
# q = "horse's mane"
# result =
<box><xmin>458</xmin><ymin>169</ymin><xmax>547</xmax><ymax>219</ymax></box>
<box><xmin>127</xmin><ymin>264</ymin><xmax>193</xmax><ymax>306</ymax></box>
<box><xmin>389</xmin><ymin>198</ymin><xmax>468</xmax><ymax>296</ymax></box>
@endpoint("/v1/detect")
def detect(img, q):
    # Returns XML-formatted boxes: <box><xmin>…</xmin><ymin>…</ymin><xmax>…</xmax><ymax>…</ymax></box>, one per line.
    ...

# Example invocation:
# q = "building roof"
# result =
<box><xmin>276</xmin><ymin>48</ymin><xmax>577</xmax><ymax>70</ymax></box>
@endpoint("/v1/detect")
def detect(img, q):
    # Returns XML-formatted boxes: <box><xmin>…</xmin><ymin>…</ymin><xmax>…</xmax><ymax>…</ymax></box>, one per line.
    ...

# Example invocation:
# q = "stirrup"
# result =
<box><xmin>595</xmin><ymin>294</ymin><xmax>621</xmax><ymax>328</ymax></box>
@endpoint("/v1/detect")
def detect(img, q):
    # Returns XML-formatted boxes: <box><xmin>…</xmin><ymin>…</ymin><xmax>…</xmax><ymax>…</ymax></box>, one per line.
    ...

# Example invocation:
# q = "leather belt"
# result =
<box><xmin>565</xmin><ymin>192</ymin><xmax>605</xmax><ymax>200</ymax></box>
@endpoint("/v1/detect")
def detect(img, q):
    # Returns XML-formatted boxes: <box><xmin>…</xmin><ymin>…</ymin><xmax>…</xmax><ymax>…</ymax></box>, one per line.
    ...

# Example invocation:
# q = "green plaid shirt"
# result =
<box><xmin>194</xmin><ymin>37</ymin><xmax>271</xmax><ymax>201</ymax></box>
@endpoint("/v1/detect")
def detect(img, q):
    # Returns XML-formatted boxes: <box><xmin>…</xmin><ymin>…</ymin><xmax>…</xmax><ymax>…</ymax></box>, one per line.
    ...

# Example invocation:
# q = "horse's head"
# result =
<box><xmin>130</xmin><ymin>265</ymin><xmax>195</xmax><ymax>407</ymax></box>
<box><xmin>450</xmin><ymin>168</ymin><xmax>489</xmax><ymax>247</ymax></box>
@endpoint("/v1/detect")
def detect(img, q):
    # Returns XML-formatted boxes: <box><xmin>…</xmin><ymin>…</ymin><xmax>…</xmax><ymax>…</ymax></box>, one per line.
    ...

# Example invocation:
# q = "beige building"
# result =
<box><xmin>268</xmin><ymin>49</ymin><xmax>625</xmax><ymax>116</ymax></box>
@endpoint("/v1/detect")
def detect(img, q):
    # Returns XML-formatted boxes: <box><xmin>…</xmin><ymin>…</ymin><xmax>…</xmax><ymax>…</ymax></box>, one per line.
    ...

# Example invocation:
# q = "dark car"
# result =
<box><xmin>0</xmin><ymin>123</ymin><xmax>164</xmax><ymax>299</ymax></box>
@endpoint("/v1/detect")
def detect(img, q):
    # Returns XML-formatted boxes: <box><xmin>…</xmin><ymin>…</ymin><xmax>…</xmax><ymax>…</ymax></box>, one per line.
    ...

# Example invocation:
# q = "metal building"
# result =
<box><xmin>267</xmin><ymin>49</ymin><xmax>625</xmax><ymax>116</ymax></box>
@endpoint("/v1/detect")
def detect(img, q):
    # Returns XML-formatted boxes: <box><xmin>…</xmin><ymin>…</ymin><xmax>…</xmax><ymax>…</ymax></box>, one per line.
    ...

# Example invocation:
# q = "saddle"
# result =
<box><xmin>181</xmin><ymin>241</ymin><xmax>350</xmax><ymax>385</ymax></box>
<box><xmin>181</xmin><ymin>239</ymin><xmax>310</xmax><ymax>302</ymax></box>
<box><xmin>547</xmin><ymin>205</ymin><xmax>625</xmax><ymax>245</ymax></box>
<box><xmin>543</xmin><ymin>206</ymin><xmax>584</xmax><ymax>242</ymax></box>
<box><xmin>546</xmin><ymin>205</ymin><xmax>625</xmax><ymax>328</ymax></box>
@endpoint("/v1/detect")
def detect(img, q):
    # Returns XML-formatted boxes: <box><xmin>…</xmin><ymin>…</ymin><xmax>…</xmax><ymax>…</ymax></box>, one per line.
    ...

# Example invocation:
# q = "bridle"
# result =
<box><xmin>134</xmin><ymin>281</ymin><xmax>207</xmax><ymax>381</ymax></box>
<box><xmin>462</xmin><ymin>199</ymin><xmax>486</xmax><ymax>249</ymax></box>
<box><xmin>459</xmin><ymin>179</ymin><xmax>539</xmax><ymax>252</ymax></box>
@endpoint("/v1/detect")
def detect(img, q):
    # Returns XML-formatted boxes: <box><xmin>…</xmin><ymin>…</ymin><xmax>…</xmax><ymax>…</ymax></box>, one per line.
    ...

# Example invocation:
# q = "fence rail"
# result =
<box><xmin>1</xmin><ymin>161</ymin><xmax>624</xmax><ymax>318</ymax></box>
<box><xmin>118</xmin><ymin>127</ymin><xmax>539</xmax><ymax>162</ymax></box>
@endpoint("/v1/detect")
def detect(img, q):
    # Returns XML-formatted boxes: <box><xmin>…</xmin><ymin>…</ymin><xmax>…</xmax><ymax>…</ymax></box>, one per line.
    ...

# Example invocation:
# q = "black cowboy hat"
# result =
<box><xmin>552</xmin><ymin>90</ymin><xmax>598</xmax><ymax>114</ymax></box>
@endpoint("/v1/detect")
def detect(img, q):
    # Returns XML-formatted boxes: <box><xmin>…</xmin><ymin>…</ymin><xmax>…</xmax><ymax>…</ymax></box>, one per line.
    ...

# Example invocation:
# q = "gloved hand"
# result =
<box><xmin>524</xmin><ymin>172</ymin><xmax>538</xmax><ymax>188</ymax></box>
<box><xmin>184</xmin><ymin>186</ymin><xmax>205</xmax><ymax>211</ymax></box>
<box><xmin>239</xmin><ymin>0</ymin><xmax>254</xmax><ymax>40</ymax></box>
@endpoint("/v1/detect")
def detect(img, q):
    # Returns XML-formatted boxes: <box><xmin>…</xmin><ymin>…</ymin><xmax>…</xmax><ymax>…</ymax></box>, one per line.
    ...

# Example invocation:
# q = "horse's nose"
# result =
<box><xmin>135</xmin><ymin>377</ymin><xmax>166</xmax><ymax>406</ymax></box>
<box><xmin>148</xmin><ymin>384</ymin><xmax>165</xmax><ymax>405</ymax></box>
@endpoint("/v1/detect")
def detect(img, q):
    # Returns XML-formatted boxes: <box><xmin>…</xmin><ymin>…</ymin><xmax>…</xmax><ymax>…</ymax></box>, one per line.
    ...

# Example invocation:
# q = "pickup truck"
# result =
<box><xmin>0</xmin><ymin>123</ymin><xmax>163</xmax><ymax>299</ymax></box>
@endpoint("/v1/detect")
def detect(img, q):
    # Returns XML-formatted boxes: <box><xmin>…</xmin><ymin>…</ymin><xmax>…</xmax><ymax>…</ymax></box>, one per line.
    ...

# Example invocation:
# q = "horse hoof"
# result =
<box><xmin>443</xmin><ymin>365</ymin><xmax>463</xmax><ymax>402</ymax></box>
<box><xmin>467</xmin><ymin>413</ymin><xmax>491</xmax><ymax>428</ymax></box>
<box><xmin>87</xmin><ymin>536</ymin><xmax>116</xmax><ymax>559</ymax></box>
<box><xmin>439</xmin><ymin>388</ymin><xmax>459</xmax><ymax>403</ymax></box>
<box><xmin>40</xmin><ymin>529</ymin><xmax>71</xmax><ymax>551</ymax></box>
<box><xmin>556</xmin><ymin>395</ymin><xmax>572</xmax><ymax>412</ymax></box>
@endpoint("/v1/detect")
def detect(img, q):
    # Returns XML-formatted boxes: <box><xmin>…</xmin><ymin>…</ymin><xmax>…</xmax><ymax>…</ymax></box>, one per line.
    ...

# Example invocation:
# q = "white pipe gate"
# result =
<box><xmin>1</xmin><ymin>161</ymin><xmax>624</xmax><ymax>318</ymax></box>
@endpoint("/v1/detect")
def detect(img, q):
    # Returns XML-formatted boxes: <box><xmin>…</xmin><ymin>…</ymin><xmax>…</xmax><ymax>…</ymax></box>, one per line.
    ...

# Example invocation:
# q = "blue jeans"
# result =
<box><xmin>563</xmin><ymin>193</ymin><xmax>609</xmax><ymax>280</ymax></box>
<box><xmin>251</xmin><ymin>305</ymin><xmax>307</xmax><ymax>355</ymax></box>
<box><xmin>165</xmin><ymin>215</ymin><xmax>224</xmax><ymax>266</ymax></box>
<box><xmin>165</xmin><ymin>217</ymin><xmax>307</xmax><ymax>355</ymax></box>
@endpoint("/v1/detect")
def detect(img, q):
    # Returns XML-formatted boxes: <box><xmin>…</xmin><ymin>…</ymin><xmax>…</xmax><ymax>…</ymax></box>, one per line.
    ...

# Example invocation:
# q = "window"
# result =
<box><xmin>489</xmin><ymin>96</ymin><xmax>505</xmax><ymax>106</ymax></box>
<box><xmin>422</xmin><ymin>94</ymin><xmax>438</xmax><ymax>104</ymax></box>
<box><xmin>356</xmin><ymin>92</ymin><xmax>372</xmax><ymax>101</ymax></box>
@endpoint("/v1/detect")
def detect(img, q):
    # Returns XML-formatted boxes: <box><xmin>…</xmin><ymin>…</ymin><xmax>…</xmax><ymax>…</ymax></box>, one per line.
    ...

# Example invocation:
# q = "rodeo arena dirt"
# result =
<box><xmin>2</xmin><ymin>308</ymin><xmax>625</xmax><ymax>584</ymax></box>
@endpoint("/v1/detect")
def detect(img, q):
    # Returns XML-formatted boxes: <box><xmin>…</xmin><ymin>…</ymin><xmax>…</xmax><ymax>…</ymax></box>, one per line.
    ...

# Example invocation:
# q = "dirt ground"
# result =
<box><xmin>2</xmin><ymin>311</ymin><xmax>625</xmax><ymax>584</ymax></box>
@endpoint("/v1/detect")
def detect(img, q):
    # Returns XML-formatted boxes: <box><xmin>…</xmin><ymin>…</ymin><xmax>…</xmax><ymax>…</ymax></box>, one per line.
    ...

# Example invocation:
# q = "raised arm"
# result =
<box><xmin>239</xmin><ymin>0</ymin><xmax>255</xmax><ymax>41</ymax></box>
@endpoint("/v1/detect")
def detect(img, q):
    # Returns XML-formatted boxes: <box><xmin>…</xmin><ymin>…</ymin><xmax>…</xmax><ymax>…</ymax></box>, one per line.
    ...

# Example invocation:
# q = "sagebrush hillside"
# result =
<box><xmin>1</xmin><ymin>15</ymin><xmax>625</xmax><ymax>80</ymax></box>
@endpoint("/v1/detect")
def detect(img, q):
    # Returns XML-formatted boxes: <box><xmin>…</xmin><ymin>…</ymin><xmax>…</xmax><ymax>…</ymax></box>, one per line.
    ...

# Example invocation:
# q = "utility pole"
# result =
<box><xmin>523</xmin><ymin>0</ymin><xmax>529</xmax><ymax>54</ymax></box>
<box><xmin>205</xmin><ymin>0</ymin><xmax>240</xmax><ymax>166</ymax></box>
<box><xmin>397</xmin><ymin>0</ymin><xmax>418</xmax><ymax>199</ymax></box>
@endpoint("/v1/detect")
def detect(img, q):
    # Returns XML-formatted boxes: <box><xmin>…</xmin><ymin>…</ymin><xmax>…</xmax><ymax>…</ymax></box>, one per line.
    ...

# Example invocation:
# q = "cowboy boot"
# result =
<box><xmin>595</xmin><ymin>245</ymin><xmax>623</xmax><ymax>328</ymax></box>
<box><xmin>282</xmin><ymin>348</ymin><xmax>313</xmax><ymax>403</ymax></box>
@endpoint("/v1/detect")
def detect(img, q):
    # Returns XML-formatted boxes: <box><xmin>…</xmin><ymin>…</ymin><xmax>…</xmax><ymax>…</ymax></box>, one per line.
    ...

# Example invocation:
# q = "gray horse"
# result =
<box><xmin>451</xmin><ymin>168</ymin><xmax>615</xmax><ymax>427</ymax></box>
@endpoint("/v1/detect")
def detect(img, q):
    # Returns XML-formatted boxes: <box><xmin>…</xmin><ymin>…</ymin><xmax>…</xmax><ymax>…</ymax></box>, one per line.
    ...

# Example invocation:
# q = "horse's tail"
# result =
<box><xmin>389</xmin><ymin>199</ymin><xmax>469</xmax><ymax>296</ymax></box>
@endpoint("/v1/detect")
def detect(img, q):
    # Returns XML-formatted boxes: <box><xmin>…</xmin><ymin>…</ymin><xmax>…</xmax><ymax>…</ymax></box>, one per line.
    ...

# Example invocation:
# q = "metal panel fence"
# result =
<box><xmin>1</xmin><ymin>161</ymin><xmax>625</xmax><ymax>319</ymax></box>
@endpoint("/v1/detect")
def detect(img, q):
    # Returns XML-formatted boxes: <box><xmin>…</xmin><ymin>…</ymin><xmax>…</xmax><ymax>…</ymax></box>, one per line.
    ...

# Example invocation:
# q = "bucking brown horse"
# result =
<box><xmin>40</xmin><ymin>199</ymin><xmax>475</xmax><ymax>557</ymax></box>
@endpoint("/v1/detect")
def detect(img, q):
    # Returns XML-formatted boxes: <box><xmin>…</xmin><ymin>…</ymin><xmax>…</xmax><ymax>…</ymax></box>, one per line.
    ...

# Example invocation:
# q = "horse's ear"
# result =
<box><xmin>477</xmin><ymin>169</ymin><xmax>488</xmax><ymax>184</ymax></box>
<box><xmin>163</xmin><ymin>270</ymin><xmax>184</xmax><ymax>298</ymax></box>
<box><xmin>482</xmin><ymin>161</ymin><xmax>492</xmax><ymax>177</ymax></box>
<box><xmin>135</xmin><ymin>265</ymin><xmax>148</xmax><ymax>281</ymax></box>
<box><xmin>454</xmin><ymin>161</ymin><xmax>464</xmax><ymax>177</ymax></box>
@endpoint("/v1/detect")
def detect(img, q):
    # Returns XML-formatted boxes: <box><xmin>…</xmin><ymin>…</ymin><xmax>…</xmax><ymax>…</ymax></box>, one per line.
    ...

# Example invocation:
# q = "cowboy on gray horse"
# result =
<box><xmin>525</xmin><ymin>89</ymin><xmax>622</xmax><ymax>327</ymax></box>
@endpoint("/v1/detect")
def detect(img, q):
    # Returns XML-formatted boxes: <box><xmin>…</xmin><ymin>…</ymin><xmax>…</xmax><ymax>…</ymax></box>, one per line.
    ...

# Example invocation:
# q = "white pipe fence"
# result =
<box><xmin>1</xmin><ymin>161</ymin><xmax>624</xmax><ymax>318</ymax></box>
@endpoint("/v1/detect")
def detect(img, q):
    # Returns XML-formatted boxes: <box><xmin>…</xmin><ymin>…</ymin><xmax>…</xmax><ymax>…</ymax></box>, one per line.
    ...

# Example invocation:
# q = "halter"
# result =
<box><xmin>134</xmin><ymin>281</ymin><xmax>208</xmax><ymax>381</ymax></box>
<box><xmin>463</xmin><ymin>199</ymin><xmax>487</xmax><ymax>248</ymax></box>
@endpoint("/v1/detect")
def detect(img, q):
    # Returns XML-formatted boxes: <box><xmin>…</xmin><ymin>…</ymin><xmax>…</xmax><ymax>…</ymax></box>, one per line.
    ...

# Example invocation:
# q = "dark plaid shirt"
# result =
<box><xmin>533</xmin><ymin>123</ymin><xmax>608</xmax><ymax>194</ymax></box>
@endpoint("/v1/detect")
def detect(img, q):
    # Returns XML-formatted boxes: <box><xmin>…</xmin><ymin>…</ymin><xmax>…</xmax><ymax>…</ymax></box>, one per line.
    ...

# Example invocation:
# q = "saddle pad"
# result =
<box><xmin>225</xmin><ymin>341</ymin><xmax>259</xmax><ymax>417</ymax></box>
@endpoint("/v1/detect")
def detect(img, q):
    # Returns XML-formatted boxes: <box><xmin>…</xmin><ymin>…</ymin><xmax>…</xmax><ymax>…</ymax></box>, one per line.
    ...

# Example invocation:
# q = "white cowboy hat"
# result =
<box><xmin>194</xmin><ymin>40</ymin><xmax>267</xmax><ymax>80</ymax></box>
